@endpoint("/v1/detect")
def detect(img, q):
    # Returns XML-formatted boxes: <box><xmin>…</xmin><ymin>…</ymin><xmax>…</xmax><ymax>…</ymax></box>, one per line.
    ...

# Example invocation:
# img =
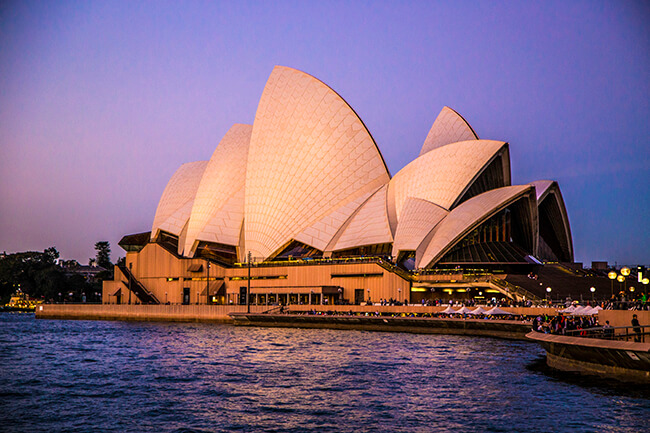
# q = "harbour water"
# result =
<box><xmin>1</xmin><ymin>313</ymin><xmax>648</xmax><ymax>432</ymax></box>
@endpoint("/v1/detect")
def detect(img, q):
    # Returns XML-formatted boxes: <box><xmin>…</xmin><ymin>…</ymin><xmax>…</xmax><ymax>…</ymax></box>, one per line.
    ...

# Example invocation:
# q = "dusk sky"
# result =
<box><xmin>1</xmin><ymin>1</ymin><xmax>648</xmax><ymax>267</ymax></box>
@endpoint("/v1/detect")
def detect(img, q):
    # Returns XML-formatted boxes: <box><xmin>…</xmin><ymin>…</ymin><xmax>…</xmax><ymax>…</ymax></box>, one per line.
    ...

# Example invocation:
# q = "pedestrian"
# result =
<box><xmin>631</xmin><ymin>314</ymin><xmax>642</xmax><ymax>342</ymax></box>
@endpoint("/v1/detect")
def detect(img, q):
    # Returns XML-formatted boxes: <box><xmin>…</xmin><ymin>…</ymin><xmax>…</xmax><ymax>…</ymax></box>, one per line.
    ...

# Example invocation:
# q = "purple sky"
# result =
<box><xmin>1</xmin><ymin>1</ymin><xmax>648</xmax><ymax>267</ymax></box>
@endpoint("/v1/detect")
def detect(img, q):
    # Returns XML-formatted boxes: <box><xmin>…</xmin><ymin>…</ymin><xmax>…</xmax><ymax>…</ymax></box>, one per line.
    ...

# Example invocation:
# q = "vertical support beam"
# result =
<box><xmin>247</xmin><ymin>251</ymin><xmax>251</xmax><ymax>313</ymax></box>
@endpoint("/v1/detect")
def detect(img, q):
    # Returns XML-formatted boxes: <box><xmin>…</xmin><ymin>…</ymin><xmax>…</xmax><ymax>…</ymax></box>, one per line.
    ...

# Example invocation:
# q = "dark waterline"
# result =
<box><xmin>0</xmin><ymin>313</ymin><xmax>648</xmax><ymax>433</ymax></box>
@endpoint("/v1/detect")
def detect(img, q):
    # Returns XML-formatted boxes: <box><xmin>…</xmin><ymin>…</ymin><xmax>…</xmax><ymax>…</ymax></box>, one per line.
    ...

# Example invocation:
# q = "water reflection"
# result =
<box><xmin>0</xmin><ymin>313</ymin><xmax>648</xmax><ymax>433</ymax></box>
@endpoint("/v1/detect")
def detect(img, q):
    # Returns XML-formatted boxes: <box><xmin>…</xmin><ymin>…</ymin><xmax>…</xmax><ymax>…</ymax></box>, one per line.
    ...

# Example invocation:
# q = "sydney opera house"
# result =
<box><xmin>103</xmin><ymin>66</ymin><xmax>573</xmax><ymax>306</ymax></box>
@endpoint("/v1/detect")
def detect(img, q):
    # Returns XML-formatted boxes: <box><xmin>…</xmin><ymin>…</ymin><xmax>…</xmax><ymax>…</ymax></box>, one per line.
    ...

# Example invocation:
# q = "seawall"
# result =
<box><xmin>230</xmin><ymin>313</ymin><xmax>532</xmax><ymax>340</ymax></box>
<box><xmin>35</xmin><ymin>304</ymin><xmax>269</xmax><ymax>322</ymax></box>
<box><xmin>35</xmin><ymin>303</ymin><xmax>560</xmax><ymax>323</ymax></box>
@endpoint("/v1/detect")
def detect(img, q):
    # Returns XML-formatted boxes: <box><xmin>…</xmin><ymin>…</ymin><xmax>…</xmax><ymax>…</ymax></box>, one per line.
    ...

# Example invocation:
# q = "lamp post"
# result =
<box><xmin>128</xmin><ymin>262</ymin><xmax>132</xmax><ymax>305</ymax></box>
<box><xmin>608</xmin><ymin>271</ymin><xmax>617</xmax><ymax>298</ymax></box>
<box><xmin>621</xmin><ymin>267</ymin><xmax>631</xmax><ymax>293</ymax></box>
<box><xmin>546</xmin><ymin>287</ymin><xmax>552</xmax><ymax>305</ymax></box>
<box><xmin>206</xmin><ymin>260</ymin><xmax>210</xmax><ymax>306</ymax></box>
<box><xmin>590</xmin><ymin>286</ymin><xmax>595</xmax><ymax>303</ymax></box>
<box><xmin>247</xmin><ymin>251</ymin><xmax>251</xmax><ymax>313</ymax></box>
<box><xmin>617</xmin><ymin>274</ymin><xmax>625</xmax><ymax>294</ymax></box>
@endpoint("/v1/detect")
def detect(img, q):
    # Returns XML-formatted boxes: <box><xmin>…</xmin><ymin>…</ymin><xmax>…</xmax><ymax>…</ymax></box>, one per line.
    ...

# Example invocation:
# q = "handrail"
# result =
<box><xmin>489</xmin><ymin>277</ymin><xmax>541</xmax><ymax>301</ymax></box>
<box><xmin>262</xmin><ymin>305</ymin><xmax>285</xmax><ymax>314</ymax></box>
<box><xmin>563</xmin><ymin>325</ymin><xmax>648</xmax><ymax>343</ymax></box>
<box><xmin>118</xmin><ymin>264</ymin><xmax>160</xmax><ymax>305</ymax></box>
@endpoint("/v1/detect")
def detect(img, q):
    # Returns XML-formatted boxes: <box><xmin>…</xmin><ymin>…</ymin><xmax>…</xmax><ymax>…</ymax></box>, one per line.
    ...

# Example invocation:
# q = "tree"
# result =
<box><xmin>0</xmin><ymin>248</ymin><xmax>68</xmax><ymax>302</ymax></box>
<box><xmin>94</xmin><ymin>241</ymin><xmax>112</xmax><ymax>269</ymax></box>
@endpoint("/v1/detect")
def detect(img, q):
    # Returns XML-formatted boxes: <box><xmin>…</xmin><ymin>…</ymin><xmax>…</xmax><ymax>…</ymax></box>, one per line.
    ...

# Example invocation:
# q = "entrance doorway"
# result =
<box><xmin>354</xmin><ymin>289</ymin><xmax>364</xmax><ymax>305</ymax></box>
<box><xmin>182</xmin><ymin>287</ymin><xmax>190</xmax><ymax>305</ymax></box>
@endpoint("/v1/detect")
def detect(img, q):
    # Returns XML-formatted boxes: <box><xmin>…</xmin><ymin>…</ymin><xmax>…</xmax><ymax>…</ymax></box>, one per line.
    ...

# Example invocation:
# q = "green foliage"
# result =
<box><xmin>94</xmin><ymin>241</ymin><xmax>112</xmax><ymax>269</ymax></box>
<box><xmin>0</xmin><ymin>247</ymin><xmax>100</xmax><ymax>304</ymax></box>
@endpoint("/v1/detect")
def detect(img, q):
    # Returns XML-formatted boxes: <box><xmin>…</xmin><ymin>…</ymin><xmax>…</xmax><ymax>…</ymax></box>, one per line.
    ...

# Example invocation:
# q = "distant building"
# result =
<box><xmin>61</xmin><ymin>260</ymin><xmax>106</xmax><ymax>282</ymax></box>
<box><xmin>103</xmin><ymin>66</ymin><xmax>573</xmax><ymax>306</ymax></box>
<box><xmin>591</xmin><ymin>261</ymin><xmax>609</xmax><ymax>271</ymax></box>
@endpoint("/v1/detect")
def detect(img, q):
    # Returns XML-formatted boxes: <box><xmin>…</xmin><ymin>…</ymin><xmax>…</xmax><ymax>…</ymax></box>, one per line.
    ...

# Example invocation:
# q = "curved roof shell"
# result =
<box><xmin>244</xmin><ymin>66</ymin><xmax>391</xmax><ymax>259</ymax></box>
<box><xmin>419</xmin><ymin>106</ymin><xmax>478</xmax><ymax>156</ymax></box>
<box><xmin>392</xmin><ymin>197</ymin><xmax>448</xmax><ymax>257</ymax></box>
<box><xmin>531</xmin><ymin>180</ymin><xmax>574</xmax><ymax>262</ymax></box>
<box><xmin>151</xmin><ymin>161</ymin><xmax>208</xmax><ymax>242</ymax></box>
<box><xmin>417</xmin><ymin>185</ymin><xmax>537</xmax><ymax>268</ymax></box>
<box><xmin>182</xmin><ymin>124</ymin><xmax>252</xmax><ymax>257</ymax></box>
<box><xmin>387</xmin><ymin>140</ymin><xmax>509</xmax><ymax>231</ymax></box>
<box><xmin>328</xmin><ymin>185</ymin><xmax>393</xmax><ymax>252</ymax></box>
<box><xmin>294</xmin><ymin>189</ymin><xmax>376</xmax><ymax>252</ymax></box>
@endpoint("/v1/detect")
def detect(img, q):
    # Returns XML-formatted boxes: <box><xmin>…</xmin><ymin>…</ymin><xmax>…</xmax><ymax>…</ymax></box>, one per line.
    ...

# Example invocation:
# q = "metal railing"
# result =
<box><xmin>564</xmin><ymin>325</ymin><xmax>648</xmax><ymax>343</ymax></box>
<box><xmin>489</xmin><ymin>277</ymin><xmax>541</xmax><ymax>302</ymax></box>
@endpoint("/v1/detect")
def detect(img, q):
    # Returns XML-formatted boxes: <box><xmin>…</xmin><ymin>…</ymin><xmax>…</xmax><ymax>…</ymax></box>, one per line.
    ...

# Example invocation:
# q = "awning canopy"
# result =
<box><xmin>201</xmin><ymin>280</ymin><xmax>225</xmax><ymax>296</ymax></box>
<box><xmin>188</xmin><ymin>263</ymin><xmax>204</xmax><ymax>272</ymax></box>
<box><xmin>469</xmin><ymin>306</ymin><xmax>488</xmax><ymax>315</ymax></box>
<box><xmin>485</xmin><ymin>306</ymin><xmax>513</xmax><ymax>315</ymax></box>
<box><xmin>440</xmin><ymin>305</ymin><xmax>457</xmax><ymax>314</ymax></box>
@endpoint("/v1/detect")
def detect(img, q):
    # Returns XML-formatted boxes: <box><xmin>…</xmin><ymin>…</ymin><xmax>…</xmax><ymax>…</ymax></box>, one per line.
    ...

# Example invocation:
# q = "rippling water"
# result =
<box><xmin>0</xmin><ymin>313</ymin><xmax>648</xmax><ymax>432</ymax></box>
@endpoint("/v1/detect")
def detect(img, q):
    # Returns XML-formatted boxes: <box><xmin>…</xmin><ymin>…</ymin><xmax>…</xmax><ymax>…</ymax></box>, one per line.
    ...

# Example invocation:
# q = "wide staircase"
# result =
<box><xmin>489</xmin><ymin>277</ymin><xmax>541</xmax><ymax>302</ymax></box>
<box><xmin>118</xmin><ymin>263</ymin><xmax>160</xmax><ymax>304</ymax></box>
<box><xmin>505</xmin><ymin>263</ymin><xmax>614</xmax><ymax>302</ymax></box>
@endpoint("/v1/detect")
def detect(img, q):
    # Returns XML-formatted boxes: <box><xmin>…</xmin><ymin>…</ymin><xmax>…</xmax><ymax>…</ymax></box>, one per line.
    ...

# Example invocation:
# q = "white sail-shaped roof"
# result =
<box><xmin>182</xmin><ymin>124</ymin><xmax>252</xmax><ymax>257</ymax></box>
<box><xmin>417</xmin><ymin>185</ymin><xmax>536</xmax><ymax>268</ymax></box>
<box><xmin>419</xmin><ymin>106</ymin><xmax>478</xmax><ymax>156</ymax></box>
<box><xmin>387</xmin><ymin>140</ymin><xmax>508</xmax><ymax>230</ymax></box>
<box><xmin>531</xmin><ymin>180</ymin><xmax>554</xmax><ymax>201</ymax></box>
<box><xmin>151</xmin><ymin>161</ymin><xmax>208</xmax><ymax>240</ymax></box>
<box><xmin>391</xmin><ymin>197</ymin><xmax>448</xmax><ymax>257</ymax></box>
<box><xmin>294</xmin><ymin>189</ymin><xmax>376</xmax><ymax>251</ymax></box>
<box><xmin>530</xmin><ymin>179</ymin><xmax>574</xmax><ymax>262</ymax></box>
<box><xmin>245</xmin><ymin>66</ymin><xmax>390</xmax><ymax>259</ymax></box>
<box><xmin>329</xmin><ymin>185</ymin><xmax>393</xmax><ymax>252</ymax></box>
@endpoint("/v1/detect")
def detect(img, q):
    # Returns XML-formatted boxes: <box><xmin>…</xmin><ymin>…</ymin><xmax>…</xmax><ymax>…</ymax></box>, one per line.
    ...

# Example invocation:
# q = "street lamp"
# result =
<box><xmin>608</xmin><ymin>271</ymin><xmax>617</xmax><ymax>298</ymax></box>
<box><xmin>617</xmin><ymin>274</ymin><xmax>626</xmax><ymax>294</ymax></box>
<box><xmin>546</xmin><ymin>287</ymin><xmax>552</xmax><ymax>304</ymax></box>
<box><xmin>128</xmin><ymin>262</ymin><xmax>132</xmax><ymax>305</ymax></box>
<box><xmin>621</xmin><ymin>267</ymin><xmax>631</xmax><ymax>277</ymax></box>
<box><xmin>590</xmin><ymin>286</ymin><xmax>595</xmax><ymax>303</ymax></box>
<box><xmin>247</xmin><ymin>251</ymin><xmax>251</xmax><ymax>313</ymax></box>
<box><xmin>206</xmin><ymin>260</ymin><xmax>210</xmax><ymax>306</ymax></box>
<box><xmin>643</xmin><ymin>278</ymin><xmax>649</xmax><ymax>286</ymax></box>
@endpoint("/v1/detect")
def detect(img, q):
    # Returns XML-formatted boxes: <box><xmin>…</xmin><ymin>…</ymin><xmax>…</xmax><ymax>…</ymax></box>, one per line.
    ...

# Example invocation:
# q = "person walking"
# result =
<box><xmin>631</xmin><ymin>314</ymin><xmax>642</xmax><ymax>342</ymax></box>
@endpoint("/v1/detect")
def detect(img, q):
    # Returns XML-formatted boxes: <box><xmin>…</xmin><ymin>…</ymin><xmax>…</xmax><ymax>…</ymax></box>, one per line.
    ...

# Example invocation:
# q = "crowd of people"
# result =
<box><xmin>604</xmin><ymin>292</ymin><xmax>648</xmax><ymax>311</ymax></box>
<box><xmin>298</xmin><ymin>309</ymin><xmax>527</xmax><ymax>321</ymax></box>
<box><xmin>532</xmin><ymin>314</ymin><xmax>598</xmax><ymax>335</ymax></box>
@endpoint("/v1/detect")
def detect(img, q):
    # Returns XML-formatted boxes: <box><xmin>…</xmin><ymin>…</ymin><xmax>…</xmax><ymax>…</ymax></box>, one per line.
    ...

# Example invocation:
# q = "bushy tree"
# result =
<box><xmin>0</xmin><ymin>247</ymin><xmax>101</xmax><ymax>304</ymax></box>
<box><xmin>94</xmin><ymin>241</ymin><xmax>112</xmax><ymax>269</ymax></box>
<box><xmin>0</xmin><ymin>248</ymin><xmax>67</xmax><ymax>302</ymax></box>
